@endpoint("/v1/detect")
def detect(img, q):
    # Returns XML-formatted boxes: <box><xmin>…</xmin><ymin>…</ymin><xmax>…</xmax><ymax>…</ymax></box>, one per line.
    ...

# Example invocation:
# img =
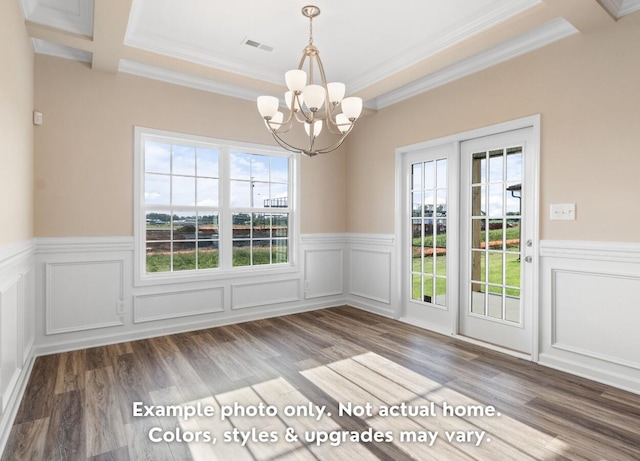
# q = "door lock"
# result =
<box><xmin>524</xmin><ymin>256</ymin><xmax>533</xmax><ymax>263</ymax></box>
<box><xmin>526</xmin><ymin>239</ymin><xmax>533</xmax><ymax>247</ymax></box>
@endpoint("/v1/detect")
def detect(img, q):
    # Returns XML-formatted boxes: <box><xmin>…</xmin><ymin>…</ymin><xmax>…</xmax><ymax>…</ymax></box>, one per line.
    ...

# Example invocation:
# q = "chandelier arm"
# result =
<box><xmin>271</xmin><ymin>122</ymin><xmax>353</xmax><ymax>156</ymax></box>
<box><xmin>270</xmin><ymin>131</ymin><xmax>314</xmax><ymax>157</ymax></box>
<box><xmin>267</xmin><ymin>116</ymin><xmax>293</xmax><ymax>134</ymax></box>
<box><xmin>324</xmin><ymin>119</ymin><xmax>347</xmax><ymax>136</ymax></box>
<box><xmin>291</xmin><ymin>109</ymin><xmax>307</xmax><ymax>124</ymax></box>
<box><xmin>293</xmin><ymin>93</ymin><xmax>316</xmax><ymax>123</ymax></box>
<box><xmin>311</xmin><ymin>128</ymin><xmax>352</xmax><ymax>154</ymax></box>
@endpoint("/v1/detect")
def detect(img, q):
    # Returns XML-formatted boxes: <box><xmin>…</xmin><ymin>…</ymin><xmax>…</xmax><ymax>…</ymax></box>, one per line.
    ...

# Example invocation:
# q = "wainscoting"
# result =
<box><xmin>539</xmin><ymin>240</ymin><xmax>640</xmax><ymax>394</ymax></box>
<box><xmin>1</xmin><ymin>235</ymin><xmax>639</xmax><ymax>454</ymax></box>
<box><xmin>346</xmin><ymin>234</ymin><xmax>397</xmax><ymax>318</ymax></box>
<box><xmin>0</xmin><ymin>240</ymin><xmax>36</xmax><ymax>452</ymax></box>
<box><xmin>27</xmin><ymin>235</ymin><xmax>640</xmax><ymax>396</ymax></box>
<box><xmin>33</xmin><ymin>235</ymin><xmax>349</xmax><ymax>355</ymax></box>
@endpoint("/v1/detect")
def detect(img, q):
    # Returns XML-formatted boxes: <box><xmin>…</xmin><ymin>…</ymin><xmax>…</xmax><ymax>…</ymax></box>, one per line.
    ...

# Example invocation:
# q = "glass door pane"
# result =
<box><xmin>410</xmin><ymin>158</ymin><xmax>447</xmax><ymax>307</ymax></box>
<box><xmin>469</xmin><ymin>147</ymin><xmax>522</xmax><ymax>324</ymax></box>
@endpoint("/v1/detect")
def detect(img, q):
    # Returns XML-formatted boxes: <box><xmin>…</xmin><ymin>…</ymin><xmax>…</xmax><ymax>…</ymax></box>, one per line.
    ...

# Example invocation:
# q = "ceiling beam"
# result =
<box><xmin>25</xmin><ymin>21</ymin><xmax>93</xmax><ymax>52</ymax></box>
<box><xmin>543</xmin><ymin>0</ymin><xmax>614</xmax><ymax>32</ymax></box>
<box><xmin>91</xmin><ymin>0</ymin><xmax>134</xmax><ymax>73</ymax></box>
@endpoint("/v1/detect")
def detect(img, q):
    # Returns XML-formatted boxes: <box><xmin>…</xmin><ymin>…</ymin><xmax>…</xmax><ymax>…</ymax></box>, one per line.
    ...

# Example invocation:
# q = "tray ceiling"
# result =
<box><xmin>20</xmin><ymin>0</ymin><xmax>636</xmax><ymax>109</ymax></box>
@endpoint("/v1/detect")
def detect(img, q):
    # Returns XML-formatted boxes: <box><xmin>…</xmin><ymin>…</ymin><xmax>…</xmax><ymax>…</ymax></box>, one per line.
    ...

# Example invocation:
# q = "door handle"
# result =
<box><xmin>526</xmin><ymin>239</ymin><xmax>533</xmax><ymax>247</ymax></box>
<box><xmin>524</xmin><ymin>256</ymin><xmax>533</xmax><ymax>263</ymax></box>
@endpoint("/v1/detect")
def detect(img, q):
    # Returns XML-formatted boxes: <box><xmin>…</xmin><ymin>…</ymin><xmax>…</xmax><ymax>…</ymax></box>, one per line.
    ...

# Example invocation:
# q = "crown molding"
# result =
<box><xmin>118</xmin><ymin>60</ymin><xmax>262</xmax><ymax>102</ymax></box>
<box><xmin>20</xmin><ymin>0</ymin><xmax>94</xmax><ymax>36</ymax></box>
<box><xmin>348</xmin><ymin>0</ymin><xmax>542</xmax><ymax>94</ymax></box>
<box><xmin>32</xmin><ymin>38</ymin><xmax>92</xmax><ymax>63</ymax></box>
<box><xmin>598</xmin><ymin>0</ymin><xmax>640</xmax><ymax>18</ymax></box>
<box><xmin>369</xmin><ymin>17</ymin><xmax>578</xmax><ymax>110</ymax></box>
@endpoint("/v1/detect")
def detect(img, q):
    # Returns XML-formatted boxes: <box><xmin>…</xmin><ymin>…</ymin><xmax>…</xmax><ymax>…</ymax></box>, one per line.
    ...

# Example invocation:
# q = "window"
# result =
<box><xmin>135</xmin><ymin>127</ymin><xmax>296</xmax><ymax>282</ymax></box>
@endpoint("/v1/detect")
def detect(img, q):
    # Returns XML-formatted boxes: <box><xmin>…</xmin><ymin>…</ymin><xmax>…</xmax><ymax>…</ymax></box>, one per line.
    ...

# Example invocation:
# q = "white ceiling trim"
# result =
<box><xmin>123</xmin><ymin>3</ymin><xmax>284</xmax><ymax>87</ymax></box>
<box><xmin>118</xmin><ymin>60</ymin><xmax>262</xmax><ymax>103</ymax></box>
<box><xmin>20</xmin><ymin>0</ymin><xmax>94</xmax><ymax>36</ymax></box>
<box><xmin>598</xmin><ymin>0</ymin><xmax>640</xmax><ymax>18</ymax></box>
<box><xmin>33</xmin><ymin>38</ymin><xmax>92</xmax><ymax>63</ymax></box>
<box><xmin>369</xmin><ymin>17</ymin><xmax>578</xmax><ymax>110</ymax></box>
<box><xmin>348</xmin><ymin>0</ymin><xmax>542</xmax><ymax>94</ymax></box>
<box><xmin>123</xmin><ymin>34</ymin><xmax>284</xmax><ymax>87</ymax></box>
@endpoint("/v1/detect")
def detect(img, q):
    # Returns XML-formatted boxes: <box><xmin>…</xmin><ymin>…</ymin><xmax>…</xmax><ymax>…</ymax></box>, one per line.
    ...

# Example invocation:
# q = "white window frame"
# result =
<box><xmin>134</xmin><ymin>126</ymin><xmax>300</xmax><ymax>287</ymax></box>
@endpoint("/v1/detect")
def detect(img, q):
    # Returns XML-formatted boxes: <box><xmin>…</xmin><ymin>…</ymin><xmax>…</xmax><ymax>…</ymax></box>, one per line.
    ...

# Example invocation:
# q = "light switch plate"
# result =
<box><xmin>550</xmin><ymin>203</ymin><xmax>576</xmax><ymax>220</ymax></box>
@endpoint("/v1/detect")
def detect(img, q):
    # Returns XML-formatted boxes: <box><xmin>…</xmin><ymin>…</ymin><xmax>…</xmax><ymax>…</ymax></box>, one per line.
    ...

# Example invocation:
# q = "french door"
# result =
<box><xmin>459</xmin><ymin>127</ymin><xmax>535</xmax><ymax>354</ymax></box>
<box><xmin>401</xmin><ymin>121</ymin><xmax>537</xmax><ymax>356</ymax></box>
<box><xmin>402</xmin><ymin>145</ymin><xmax>458</xmax><ymax>333</ymax></box>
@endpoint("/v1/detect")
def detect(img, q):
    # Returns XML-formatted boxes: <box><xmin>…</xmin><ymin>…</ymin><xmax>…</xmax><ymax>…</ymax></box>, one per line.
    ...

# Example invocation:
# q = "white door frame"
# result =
<box><xmin>395</xmin><ymin>114</ymin><xmax>540</xmax><ymax>361</ymax></box>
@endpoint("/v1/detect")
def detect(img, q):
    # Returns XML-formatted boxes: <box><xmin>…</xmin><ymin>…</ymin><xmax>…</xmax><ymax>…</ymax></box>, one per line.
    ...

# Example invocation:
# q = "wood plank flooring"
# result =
<box><xmin>3</xmin><ymin>306</ymin><xmax>640</xmax><ymax>460</ymax></box>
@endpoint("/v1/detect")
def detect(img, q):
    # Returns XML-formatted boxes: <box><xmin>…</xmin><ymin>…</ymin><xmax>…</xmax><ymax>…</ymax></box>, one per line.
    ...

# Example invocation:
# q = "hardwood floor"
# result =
<box><xmin>3</xmin><ymin>306</ymin><xmax>640</xmax><ymax>460</ymax></box>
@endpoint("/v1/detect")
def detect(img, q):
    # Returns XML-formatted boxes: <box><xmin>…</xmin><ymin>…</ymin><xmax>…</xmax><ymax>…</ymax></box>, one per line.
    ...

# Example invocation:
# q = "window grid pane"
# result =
<box><xmin>142</xmin><ymin>134</ymin><xmax>292</xmax><ymax>275</ymax></box>
<box><xmin>409</xmin><ymin>159</ymin><xmax>447</xmax><ymax>307</ymax></box>
<box><xmin>468</xmin><ymin>147</ymin><xmax>523</xmax><ymax>324</ymax></box>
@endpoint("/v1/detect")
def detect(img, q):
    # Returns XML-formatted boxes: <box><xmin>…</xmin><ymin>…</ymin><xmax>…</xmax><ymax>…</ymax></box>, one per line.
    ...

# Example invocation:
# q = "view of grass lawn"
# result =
<box><xmin>412</xmin><ymin>226</ymin><xmax>521</xmax><ymax>300</ymax></box>
<box><xmin>146</xmin><ymin>246</ymin><xmax>287</xmax><ymax>272</ymax></box>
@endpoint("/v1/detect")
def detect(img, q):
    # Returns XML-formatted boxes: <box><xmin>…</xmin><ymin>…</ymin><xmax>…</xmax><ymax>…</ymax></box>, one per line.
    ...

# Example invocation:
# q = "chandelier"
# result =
<box><xmin>257</xmin><ymin>5</ymin><xmax>363</xmax><ymax>157</ymax></box>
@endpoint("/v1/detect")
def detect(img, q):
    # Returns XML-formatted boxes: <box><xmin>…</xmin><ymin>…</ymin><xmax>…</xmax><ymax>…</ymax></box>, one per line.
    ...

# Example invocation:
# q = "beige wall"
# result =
<box><xmin>33</xmin><ymin>56</ymin><xmax>347</xmax><ymax>236</ymax></box>
<box><xmin>32</xmin><ymin>12</ymin><xmax>640</xmax><ymax>242</ymax></box>
<box><xmin>0</xmin><ymin>1</ymin><xmax>34</xmax><ymax>247</ymax></box>
<box><xmin>346</xmin><ymin>13</ymin><xmax>640</xmax><ymax>242</ymax></box>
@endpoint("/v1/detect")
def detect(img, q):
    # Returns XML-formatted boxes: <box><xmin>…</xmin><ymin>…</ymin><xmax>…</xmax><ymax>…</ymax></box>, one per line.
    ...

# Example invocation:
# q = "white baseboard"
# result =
<box><xmin>539</xmin><ymin>352</ymin><xmax>640</xmax><ymax>396</ymax></box>
<box><xmin>0</xmin><ymin>352</ymin><xmax>36</xmax><ymax>456</ymax></box>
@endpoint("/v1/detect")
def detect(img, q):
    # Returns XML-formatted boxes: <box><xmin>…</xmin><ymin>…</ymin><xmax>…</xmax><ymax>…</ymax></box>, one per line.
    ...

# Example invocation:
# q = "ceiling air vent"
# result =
<box><xmin>242</xmin><ymin>38</ymin><xmax>273</xmax><ymax>52</ymax></box>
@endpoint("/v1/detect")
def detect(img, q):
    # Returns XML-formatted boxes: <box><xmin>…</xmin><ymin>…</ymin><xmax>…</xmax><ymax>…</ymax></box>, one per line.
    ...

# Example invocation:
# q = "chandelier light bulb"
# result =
<box><xmin>341</xmin><ymin>97</ymin><xmax>363</xmax><ymax>121</ymax></box>
<box><xmin>257</xmin><ymin>95</ymin><xmax>279</xmax><ymax>119</ymax></box>
<box><xmin>335</xmin><ymin>113</ymin><xmax>351</xmax><ymax>133</ymax></box>
<box><xmin>285</xmin><ymin>70</ymin><xmax>307</xmax><ymax>92</ymax></box>
<box><xmin>327</xmin><ymin>82</ymin><xmax>346</xmax><ymax>104</ymax></box>
<box><xmin>303</xmin><ymin>85</ymin><xmax>325</xmax><ymax>111</ymax></box>
<box><xmin>285</xmin><ymin>91</ymin><xmax>304</xmax><ymax>111</ymax></box>
<box><xmin>304</xmin><ymin>120</ymin><xmax>323</xmax><ymax>137</ymax></box>
<box><xmin>265</xmin><ymin>110</ymin><xmax>284</xmax><ymax>129</ymax></box>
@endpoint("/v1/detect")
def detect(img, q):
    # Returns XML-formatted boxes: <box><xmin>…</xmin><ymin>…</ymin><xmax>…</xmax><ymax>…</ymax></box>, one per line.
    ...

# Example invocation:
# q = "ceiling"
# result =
<box><xmin>19</xmin><ymin>0</ymin><xmax>640</xmax><ymax>109</ymax></box>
